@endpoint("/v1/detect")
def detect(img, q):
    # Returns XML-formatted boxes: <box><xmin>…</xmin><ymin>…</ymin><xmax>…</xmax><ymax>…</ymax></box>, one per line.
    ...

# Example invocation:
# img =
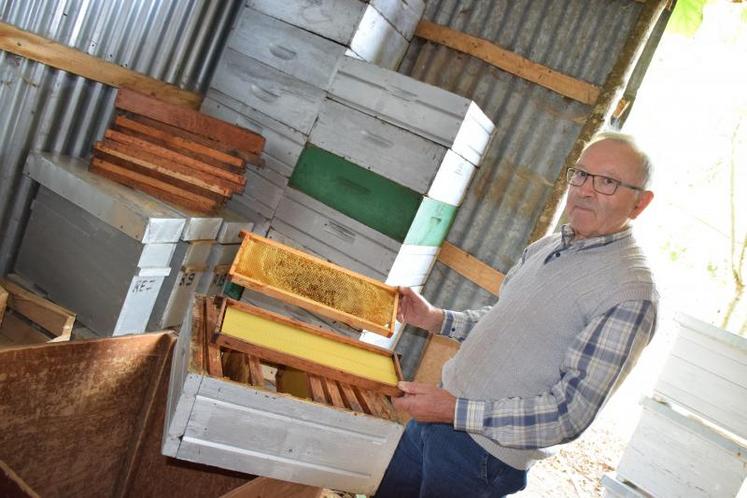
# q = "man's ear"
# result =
<box><xmin>630</xmin><ymin>190</ymin><xmax>654</xmax><ymax>219</ymax></box>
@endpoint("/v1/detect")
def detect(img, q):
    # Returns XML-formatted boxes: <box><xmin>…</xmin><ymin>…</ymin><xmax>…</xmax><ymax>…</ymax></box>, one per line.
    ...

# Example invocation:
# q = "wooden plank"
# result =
<box><xmin>413</xmin><ymin>334</ymin><xmax>460</xmax><ymax>385</ymax></box>
<box><xmin>0</xmin><ymin>22</ymin><xmax>200</xmax><ymax>108</ymax></box>
<box><xmin>216</xmin><ymin>334</ymin><xmax>401</xmax><ymax>398</ymax></box>
<box><xmin>114</xmin><ymin>115</ymin><xmax>245</xmax><ymax>168</ymax></box>
<box><xmin>247</xmin><ymin>356</ymin><xmax>265</xmax><ymax>388</ymax></box>
<box><xmin>116</xmin><ymin>88</ymin><xmax>265</xmax><ymax>155</ymax></box>
<box><xmin>0</xmin><ymin>279</ymin><xmax>75</xmax><ymax>338</ymax></box>
<box><xmin>307</xmin><ymin>374</ymin><xmax>328</xmax><ymax>404</ymax></box>
<box><xmin>105</xmin><ymin>129</ymin><xmax>246</xmax><ymax>189</ymax></box>
<box><xmin>220</xmin><ymin>477</ymin><xmax>321</xmax><ymax>498</ymax></box>
<box><xmin>354</xmin><ymin>388</ymin><xmax>387</xmax><ymax>419</ymax></box>
<box><xmin>91</xmin><ymin>158</ymin><xmax>220</xmax><ymax>213</ymax></box>
<box><xmin>230</xmin><ymin>232</ymin><xmax>398</xmax><ymax>337</ymax></box>
<box><xmin>94</xmin><ymin>140</ymin><xmax>236</xmax><ymax>197</ymax></box>
<box><xmin>322</xmin><ymin>378</ymin><xmax>346</xmax><ymax>409</ymax></box>
<box><xmin>204</xmin><ymin>300</ymin><xmax>224</xmax><ymax>379</ymax></box>
<box><xmin>437</xmin><ymin>241</ymin><xmax>504</xmax><ymax>296</ymax></box>
<box><xmin>337</xmin><ymin>382</ymin><xmax>365</xmax><ymax>413</ymax></box>
<box><xmin>414</xmin><ymin>20</ymin><xmax>601</xmax><ymax>105</ymax></box>
<box><xmin>0</xmin><ymin>312</ymin><xmax>51</xmax><ymax>347</ymax></box>
<box><xmin>222</xmin><ymin>350</ymin><xmax>250</xmax><ymax>384</ymax></box>
<box><xmin>127</xmin><ymin>114</ymin><xmax>262</xmax><ymax>167</ymax></box>
<box><xmin>0</xmin><ymin>460</ymin><xmax>41</xmax><ymax>498</ymax></box>
<box><xmin>0</xmin><ymin>284</ymin><xmax>7</xmax><ymax>327</ymax></box>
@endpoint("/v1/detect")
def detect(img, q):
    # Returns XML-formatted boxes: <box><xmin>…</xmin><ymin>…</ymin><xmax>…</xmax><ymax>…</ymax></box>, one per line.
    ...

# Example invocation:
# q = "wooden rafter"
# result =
<box><xmin>437</xmin><ymin>242</ymin><xmax>504</xmax><ymax>296</ymax></box>
<box><xmin>415</xmin><ymin>20</ymin><xmax>601</xmax><ymax>105</ymax></box>
<box><xmin>0</xmin><ymin>22</ymin><xmax>201</xmax><ymax>108</ymax></box>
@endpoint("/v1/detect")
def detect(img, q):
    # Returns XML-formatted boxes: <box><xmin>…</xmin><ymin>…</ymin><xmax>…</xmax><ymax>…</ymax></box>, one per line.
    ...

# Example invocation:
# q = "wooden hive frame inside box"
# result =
<box><xmin>164</xmin><ymin>296</ymin><xmax>404</xmax><ymax>495</ymax></box>
<box><xmin>228</xmin><ymin>231</ymin><xmax>399</xmax><ymax>336</ymax></box>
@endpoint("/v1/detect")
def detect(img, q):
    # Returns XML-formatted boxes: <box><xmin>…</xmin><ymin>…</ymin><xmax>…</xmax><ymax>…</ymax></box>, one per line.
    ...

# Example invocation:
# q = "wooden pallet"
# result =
<box><xmin>229</xmin><ymin>232</ymin><xmax>399</xmax><ymax>336</ymax></box>
<box><xmin>90</xmin><ymin>88</ymin><xmax>264</xmax><ymax>214</ymax></box>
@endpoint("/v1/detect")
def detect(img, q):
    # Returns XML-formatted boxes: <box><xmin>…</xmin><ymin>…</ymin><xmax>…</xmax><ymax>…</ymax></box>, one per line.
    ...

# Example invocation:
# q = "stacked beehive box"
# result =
<box><xmin>202</xmin><ymin>0</ymin><xmax>424</xmax><ymax>228</ymax></box>
<box><xmin>16</xmin><ymin>152</ymin><xmax>185</xmax><ymax>336</ymax></box>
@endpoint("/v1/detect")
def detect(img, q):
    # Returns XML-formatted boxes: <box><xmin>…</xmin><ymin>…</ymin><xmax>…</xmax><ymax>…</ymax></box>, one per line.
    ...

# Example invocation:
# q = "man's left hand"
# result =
<box><xmin>392</xmin><ymin>381</ymin><xmax>456</xmax><ymax>424</ymax></box>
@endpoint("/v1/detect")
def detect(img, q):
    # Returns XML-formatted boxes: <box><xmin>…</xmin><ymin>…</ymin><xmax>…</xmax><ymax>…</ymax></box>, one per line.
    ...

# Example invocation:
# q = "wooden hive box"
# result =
<box><xmin>163</xmin><ymin>296</ymin><xmax>404</xmax><ymax>496</ymax></box>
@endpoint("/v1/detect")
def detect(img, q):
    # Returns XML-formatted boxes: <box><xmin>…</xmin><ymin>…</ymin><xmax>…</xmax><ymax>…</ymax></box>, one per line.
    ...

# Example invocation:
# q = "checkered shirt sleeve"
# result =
<box><xmin>452</xmin><ymin>299</ymin><xmax>656</xmax><ymax>449</ymax></box>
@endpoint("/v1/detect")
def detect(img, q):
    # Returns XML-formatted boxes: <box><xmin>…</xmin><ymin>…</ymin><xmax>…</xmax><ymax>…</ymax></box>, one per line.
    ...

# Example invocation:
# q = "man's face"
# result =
<box><xmin>564</xmin><ymin>139</ymin><xmax>653</xmax><ymax>239</ymax></box>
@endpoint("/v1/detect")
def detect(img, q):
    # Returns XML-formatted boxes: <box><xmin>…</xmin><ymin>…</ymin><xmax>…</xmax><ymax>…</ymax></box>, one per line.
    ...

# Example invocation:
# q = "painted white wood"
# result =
<box><xmin>158</xmin><ymin>241</ymin><xmax>214</xmax><ymax>328</ymax></box>
<box><xmin>24</xmin><ymin>151</ymin><xmax>184</xmax><ymax>243</ymax></box>
<box><xmin>328</xmin><ymin>57</ymin><xmax>495</xmax><ymax>166</ymax></box>
<box><xmin>427</xmin><ymin>150</ymin><xmax>477</xmax><ymax>206</ymax></box>
<box><xmin>225</xmin><ymin>197</ymin><xmax>272</xmax><ymax>236</ymax></box>
<box><xmin>617</xmin><ymin>398</ymin><xmax>747</xmax><ymax>498</ymax></box>
<box><xmin>202</xmin><ymin>91</ymin><xmax>305</xmax><ymax>178</ymax></box>
<box><xmin>234</xmin><ymin>165</ymin><xmax>289</xmax><ymax>219</ymax></box>
<box><xmin>210</xmin><ymin>48</ymin><xmax>325</xmax><ymax>134</ymax></box>
<box><xmin>229</xmin><ymin>7</ymin><xmax>346</xmax><ymax>90</ymax></box>
<box><xmin>246</xmin><ymin>0</ymin><xmax>366</xmax><ymax>45</ymax></box>
<box><xmin>371</xmin><ymin>0</ymin><xmax>425</xmax><ymax>40</ymax></box>
<box><xmin>600</xmin><ymin>473</ymin><xmax>648</xmax><ymax>498</ymax></box>
<box><xmin>177</xmin><ymin>377</ymin><xmax>402</xmax><ymax>495</ymax></box>
<box><xmin>385</xmin><ymin>245</ymin><xmax>438</xmax><ymax>287</ymax></box>
<box><xmin>215</xmin><ymin>207</ymin><xmax>254</xmax><ymax>244</ymax></box>
<box><xmin>310</xmin><ymin>98</ymin><xmax>448</xmax><ymax>194</ymax></box>
<box><xmin>272</xmin><ymin>189</ymin><xmax>400</xmax><ymax>280</ymax></box>
<box><xmin>163</xmin><ymin>306</ymin><xmax>204</xmax><ymax>456</ymax></box>
<box><xmin>655</xmin><ymin>313</ymin><xmax>747</xmax><ymax>439</ymax></box>
<box><xmin>348</xmin><ymin>6</ymin><xmax>408</xmax><ymax>70</ymax></box>
<box><xmin>196</xmin><ymin>243</ymin><xmax>239</xmax><ymax>296</ymax></box>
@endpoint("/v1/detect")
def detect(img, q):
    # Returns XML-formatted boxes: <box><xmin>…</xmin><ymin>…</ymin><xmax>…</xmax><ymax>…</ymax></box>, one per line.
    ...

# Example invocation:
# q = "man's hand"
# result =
<box><xmin>397</xmin><ymin>287</ymin><xmax>444</xmax><ymax>333</ymax></box>
<box><xmin>392</xmin><ymin>381</ymin><xmax>456</xmax><ymax>424</ymax></box>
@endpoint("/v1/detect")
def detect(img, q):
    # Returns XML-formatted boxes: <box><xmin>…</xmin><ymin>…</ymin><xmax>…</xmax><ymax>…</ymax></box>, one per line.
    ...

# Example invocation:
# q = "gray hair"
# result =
<box><xmin>588</xmin><ymin>131</ymin><xmax>654</xmax><ymax>189</ymax></box>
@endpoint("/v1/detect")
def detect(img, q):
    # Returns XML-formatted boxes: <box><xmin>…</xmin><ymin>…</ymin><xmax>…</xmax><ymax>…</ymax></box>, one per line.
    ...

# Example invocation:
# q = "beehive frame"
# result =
<box><xmin>228</xmin><ymin>231</ymin><xmax>399</xmax><ymax>336</ymax></box>
<box><xmin>214</xmin><ymin>298</ymin><xmax>403</xmax><ymax>397</ymax></box>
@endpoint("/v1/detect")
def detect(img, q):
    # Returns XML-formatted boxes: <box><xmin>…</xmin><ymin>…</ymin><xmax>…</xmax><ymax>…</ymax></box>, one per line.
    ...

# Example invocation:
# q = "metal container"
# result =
<box><xmin>329</xmin><ymin>56</ymin><xmax>495</xmax><ymax>166</ymax></box>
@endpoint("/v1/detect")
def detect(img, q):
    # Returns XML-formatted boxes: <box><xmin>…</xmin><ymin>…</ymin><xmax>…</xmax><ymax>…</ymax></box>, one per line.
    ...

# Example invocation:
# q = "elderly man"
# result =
<box><xmin>375</xmin><ymin>132</ymin><xmax>658</xmax><ymax>497</ymax></box>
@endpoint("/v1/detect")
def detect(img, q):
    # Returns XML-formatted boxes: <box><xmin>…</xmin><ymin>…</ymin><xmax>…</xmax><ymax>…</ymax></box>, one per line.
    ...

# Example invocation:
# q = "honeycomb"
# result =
<box><xmin>232</xmin><ymin>235</ymin><xmax>395</xmax><ymax>331</ymax></box>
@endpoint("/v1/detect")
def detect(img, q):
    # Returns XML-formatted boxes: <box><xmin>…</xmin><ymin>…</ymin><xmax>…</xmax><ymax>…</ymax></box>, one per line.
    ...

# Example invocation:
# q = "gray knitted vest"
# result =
<box><xmin>441</xmin><ymin>229</ymin><xmax>657</xmax><ymax>470</ymax></box>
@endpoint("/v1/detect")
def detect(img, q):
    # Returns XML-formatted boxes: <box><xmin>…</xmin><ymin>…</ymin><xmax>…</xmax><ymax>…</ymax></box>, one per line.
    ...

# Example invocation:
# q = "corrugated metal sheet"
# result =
<box><xmin>0</xmin><ymin>0</ymin><xmax>241</xmax><ymax>273</ymax></box>
<box><xmin>395</xmin><ymin>0</ymin><xmax>646</xmax><ymax>376</ymax></box>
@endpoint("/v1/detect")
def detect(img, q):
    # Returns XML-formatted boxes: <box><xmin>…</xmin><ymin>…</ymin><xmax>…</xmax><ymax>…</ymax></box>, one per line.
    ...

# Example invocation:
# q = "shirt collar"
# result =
<box><xmin>560</xmin><ymin>224</ymin><xmax>633</xmax><ymax>251</ymax></box>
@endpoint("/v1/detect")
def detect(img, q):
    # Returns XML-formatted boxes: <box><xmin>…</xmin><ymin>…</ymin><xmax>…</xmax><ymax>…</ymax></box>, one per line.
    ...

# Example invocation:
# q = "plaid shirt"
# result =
<box><xmin>441</xmin><ymin>226</ymin><xmax>657</xmax><ymax>449</ymax></box>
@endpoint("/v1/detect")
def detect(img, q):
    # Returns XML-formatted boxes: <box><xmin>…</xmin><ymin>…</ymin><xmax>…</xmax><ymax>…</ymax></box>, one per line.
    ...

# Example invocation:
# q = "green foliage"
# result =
<box><xmin>667</xmin><ymin>0</ymin><xmax>707</xmax><ymax>37</ymax></box>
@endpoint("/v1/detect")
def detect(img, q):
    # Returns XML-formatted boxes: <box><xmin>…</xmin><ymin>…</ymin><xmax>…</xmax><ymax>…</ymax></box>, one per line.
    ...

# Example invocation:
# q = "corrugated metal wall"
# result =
<box><xmin>395</xmin><ymin>0</ymin><xmax>652</xmax><ymax>376</ymax></box>
<box><xmin>0</xmin><ymin>0</ymin><xmax>241</xmax><ymax>273</ymax></box>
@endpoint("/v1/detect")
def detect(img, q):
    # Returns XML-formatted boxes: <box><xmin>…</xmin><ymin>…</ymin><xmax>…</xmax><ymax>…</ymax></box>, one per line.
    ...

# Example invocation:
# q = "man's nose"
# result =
<box><xmin>577</xmin><ymin>176</ymin><xmax>596</xmax><ymax>196</ymax></box>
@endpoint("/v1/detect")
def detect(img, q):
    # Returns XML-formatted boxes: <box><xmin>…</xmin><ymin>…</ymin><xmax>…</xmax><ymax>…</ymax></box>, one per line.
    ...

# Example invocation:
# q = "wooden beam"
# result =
<box><xmin>437</xmin><ymin>242</ymin><xmax>504</xmax><ymax>296</ymax></box>
<box><xmin>415</xmin><ymin>20</ymin><xmax>601</xmax><ymax>105</ymax></box>
<box><xmin>0</xmin><ymin>279</ymin><xmax>75</xmax><ymax>338</ymax></box>
<box><xmin>0</xmin><ymin>21</ymin><xmax>201</xmax><ymax>108</ymax></box>
<box><xmin>0</xmin><ymin>284</ymin><xmax>7</xmax><ymax>328</ymax></box>
<box><xmin>220</xmin><ymin>477</ymin><xmax>322</xmax><ymax>498</ymax></box>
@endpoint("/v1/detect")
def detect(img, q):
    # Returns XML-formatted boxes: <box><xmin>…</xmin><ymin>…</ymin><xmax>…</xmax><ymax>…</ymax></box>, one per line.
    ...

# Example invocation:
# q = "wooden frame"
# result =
<box><xmin>214</xmin><ymin>298</ymin><xmax>403</xmax><ymax>398</ymax></box>
<box><xmin>0</xmin><ymin>22</ymin><xmax>200</xmax><ymax>108</ymax></box>
<box><xmin>0</xmin><ymin>279</ymin><xmax>75</xmax><ymax>347</ymax></box>
<box><xmin>229</xmin><ymin>231</ymin><xmax>399</xmax><ymax>337</ymax></box>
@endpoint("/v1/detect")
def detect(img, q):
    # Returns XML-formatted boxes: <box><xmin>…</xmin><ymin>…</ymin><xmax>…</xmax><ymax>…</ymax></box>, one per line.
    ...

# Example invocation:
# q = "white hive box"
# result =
<box><xmin>245</xmin><ymin>0</ymin><xmax>422</xmax><ymax>69</ymax></box>
<box><xmin>310</xmin><ymin>98</ymin><xmax>477</xmax><ymax>200</ymax></box>
<box><xmin>271</xmin><ymin>188</ymin><xmax>438</xmax><ymax>287</ymax></box>
<box><xmin>329</xmin><ymin>56</ymin><xmax>495</xmax><ymax>166</ymax></box>
<box><xmin>17</xmin><ymin>152</ymin><xmax>185</xmax><ymax>335</ymax></box>
<box><xmin>195</xmin><ymin>211</ymin><xmax>254</xmax><ymax>297</ymax></box>
<box><xmin>164</xmin><ymin>297</ymin><xmax>404</xmax><ymax>495</ymax></box>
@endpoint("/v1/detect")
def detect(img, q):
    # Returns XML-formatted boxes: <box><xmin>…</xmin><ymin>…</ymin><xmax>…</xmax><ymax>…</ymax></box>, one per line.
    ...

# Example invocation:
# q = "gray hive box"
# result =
<box><xmin>16</xmin><ymin>152</ymin><xmax>185</xmax><ymax>335</ymax></box>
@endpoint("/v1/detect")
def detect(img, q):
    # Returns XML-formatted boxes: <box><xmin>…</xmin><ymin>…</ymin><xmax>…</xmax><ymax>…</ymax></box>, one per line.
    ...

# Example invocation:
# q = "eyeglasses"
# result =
<box><xmin>566</xmin><ymin>167</ymin><xmax>644</xmax><ymax>196</ymax></box>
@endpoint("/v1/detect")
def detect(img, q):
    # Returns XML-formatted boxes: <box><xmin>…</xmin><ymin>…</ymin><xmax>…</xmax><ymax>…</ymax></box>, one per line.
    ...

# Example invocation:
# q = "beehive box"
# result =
<box><xmin>229</xmin><ymin>232</ymin><xmax>399</xmax><ymax>336</ymax></box>
<box><xmin>164</xmin><ymin>296</ymin><xmax>404</xmax><ymax>495</ymax></box>
<box><xmin>18</xmin><ymin>153</ymin><xmax>185</xmax><ymax>335</ymax></box>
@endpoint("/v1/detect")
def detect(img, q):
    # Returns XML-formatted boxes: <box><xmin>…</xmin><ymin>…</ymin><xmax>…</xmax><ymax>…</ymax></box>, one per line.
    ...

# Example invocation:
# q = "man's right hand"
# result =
<box><xmin>397</xmin><ymin>287</ymin><xmax>444</xmax><ymax>334</ymax></box>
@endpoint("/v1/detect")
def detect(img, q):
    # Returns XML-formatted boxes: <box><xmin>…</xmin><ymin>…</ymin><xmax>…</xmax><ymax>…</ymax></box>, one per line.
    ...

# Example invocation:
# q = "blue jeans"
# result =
<box><xmin>375</xmin><ymin>420</ymin><xmax>527</xmax><ymax>498</ymax></box>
